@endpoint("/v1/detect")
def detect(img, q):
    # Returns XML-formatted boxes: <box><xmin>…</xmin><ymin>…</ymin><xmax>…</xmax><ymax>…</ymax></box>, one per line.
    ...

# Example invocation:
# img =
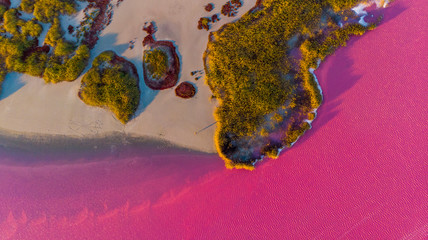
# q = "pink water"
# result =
<box><xmin>0</xmin><ymin>0</ymin><xmax>427</xmax><ymax>239</ymax></box>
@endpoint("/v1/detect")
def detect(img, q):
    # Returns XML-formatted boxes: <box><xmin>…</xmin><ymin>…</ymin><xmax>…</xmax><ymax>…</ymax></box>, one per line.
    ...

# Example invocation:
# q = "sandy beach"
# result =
<box><xmin>0</xmin><ymin>0</ymin><xmax>257</xmax><ymax>153</ymax></box>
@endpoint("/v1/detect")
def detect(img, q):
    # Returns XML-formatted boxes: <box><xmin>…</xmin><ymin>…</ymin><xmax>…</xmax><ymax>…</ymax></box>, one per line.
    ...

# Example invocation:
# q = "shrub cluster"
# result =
<box><xmin>20</xmin><ymin>0</ymin><xmax>76</xmax><ymax>23</ymax></box>
<box><xmin>0</xmin><ymin>3</ymin><xmax>90</xmax><ymax>86</ymax></box>
<box><xmin>143</xmin><ymin>48</ymin><xmax>168</xmax><ymax>80</ymax></box>
<box><xmin>79</xmin><ymin>51</ymin><xmax>140</xmax><ymax>124</ymax></box>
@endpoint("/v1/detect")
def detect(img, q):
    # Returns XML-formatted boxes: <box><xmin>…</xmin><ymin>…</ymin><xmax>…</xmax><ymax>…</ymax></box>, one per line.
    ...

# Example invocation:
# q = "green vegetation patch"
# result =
<box><xmin>79</xmin><ymin>51</ymin><xmax>141</xmax><ymax>124</ymax></box>
<box><xmin>20</xmin><ymin>0</ymin><xmax>76</xmax><ymax>23</ymax></box>
<box><xmin>144</xmin><ymin>48</ymin><xmax>168</xmax><ymax>80</ymax></box>
<box><xmin>0</xmin><ymin>1</ymin><xmax>90</xmax><ymax>90</ymax></box>
<box><xmin>204</xmin><ymin>0</ymin><xmax>377</xmax><ymax>169</ymax></box>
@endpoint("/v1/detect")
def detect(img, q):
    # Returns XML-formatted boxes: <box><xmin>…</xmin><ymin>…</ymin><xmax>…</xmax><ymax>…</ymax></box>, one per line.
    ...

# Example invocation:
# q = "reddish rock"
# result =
<box><xmin>175</xmin><ymin>82</ymin><xmax>196</xmax><ymax>99</ymax></box>
<box><xmin>205</xmin><ymin>3</ymin><xmax>214</xmax><ymax>12</ymax></box>
<box><xmin>211</xmin><ymin>14</ymin><xmax>219</xmax><ymax>23</ymax></box>
<box><xmin>68</xmin><ymin>25</ymin><xmax>74</xmax><ymax>34</ymax></box>
<box><xmin>143</xmin><ymin>21</ymin><xmax>157</xmax><ymax>35</ymax></box>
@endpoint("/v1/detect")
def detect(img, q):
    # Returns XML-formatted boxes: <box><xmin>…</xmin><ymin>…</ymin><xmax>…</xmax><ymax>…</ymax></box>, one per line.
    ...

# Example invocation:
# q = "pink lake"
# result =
<box><xmin>0</xmin><ymin>0</ymin><xmax>427</xmax><ymax>239</ymax></box>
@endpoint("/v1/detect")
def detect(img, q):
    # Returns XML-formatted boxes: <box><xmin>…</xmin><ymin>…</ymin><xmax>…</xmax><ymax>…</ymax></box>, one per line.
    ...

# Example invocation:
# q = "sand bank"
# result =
<box><xmin>0</xmin><ymin>0</ymin><xmax>257</xmax><ymax>153</ymax></box>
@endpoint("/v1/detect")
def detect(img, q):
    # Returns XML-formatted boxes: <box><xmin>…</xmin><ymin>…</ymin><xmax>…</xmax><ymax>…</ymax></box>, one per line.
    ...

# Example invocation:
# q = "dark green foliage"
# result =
<box><xmin>43</xmin><ymin>57</ymin><xmax>65</xmax><ymax>83</ymax></box>
<box><xmin>0</xmin><ymin>5</ymin><xmax>7</xmax><ymax>19</ymax></box>
<box><xmin>63</xmin><ymin>44</ymin><xmax>89</xmax><ymax>80</ymax></box>
<box><xmin>285</xmin><ymin>121</ymin><xmax>311</xmax><ymax>147</ymax></box>
<box><xmin>299</xmin><ymin>23</ymin><xmax>373</xmax><ymax>107</ymax></box>
<box><xmin>25</xmin><ymin>52</ymin><xmax>48</xmax><ymax>76</ymax></box>
<box><xmin>206</xmin><ymin>0</ymin><xmax>322</xmax><ymax>137</ymax></box>
<box><xmin>45</xmin><ymin>18</ymin><xmax>63</xmax><ymax>46</ymax></box>
<box><xmin>4</xmin><ymin>8</ymin><xmax>43</xmax><ymax>37</ymax></box>
<box><xmin>32</xmin><ymin>0</ymin><xmax>76</xmax><ymax>23</ymax></box>
<box><xmin>21</xmin><ymin>20</ymin><xmax>43</xmax><ymax>37</ymax></box>
<box><xmin>54</xmin><ymin>40</ymin><xmax>75</xmax><ymax>56</ymax></box>
<box><xmin>3</xmin><ymin>9</ymin><xmax>22</xmax><ymax>35</ymax></box>
<box><xmin>0</xmin><ymin>0</ymin><xmax>93</xmax><ymax>93</ymax></box>
<box><xmin>144</xmin><ymin>49</ymin><xmax>168</xmax><ymax>79</ymax></box>
<box><xmin>20</xmin><ymin>0</ymin><xmax>36</xmax><ymax>13</ymax></box>
<box><xmin>326</xmin><ymin>0</ymin><xmax>361</xmax><ymax>11</ymax></box>
<box><xmin>92</xmin><ymin>50</ymin><xmax>114</xmax><ymax>67</ymax></box>
<box><xmin>75</xmin><ymin>44</ymin><xmax>90</xmax><ymax>59</ymax></box>
<box><xmin>80</xmin><ymin>51</ymin><xmax>140</xmax><ymax>124</ymax></box>
<box><xmin>0</xmin><ymin>36</ymin><xmax>36</xmax><ymax>74</ymax></box>
<box><xmin>44</xmin><ymin>44</ymin><xmax>90</xmax><ymax>83</ymax></box>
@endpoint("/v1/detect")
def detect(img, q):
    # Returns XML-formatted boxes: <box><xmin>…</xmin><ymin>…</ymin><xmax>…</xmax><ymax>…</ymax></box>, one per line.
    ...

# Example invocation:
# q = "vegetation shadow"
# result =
<box><xmin>129</xmin><ymin>55</ymin><xmax>159</xmax><ymax>118</ymax></box>
<box><xmin>88</xmin><ymin>33</ymin><xmax>129</xmax><ymax>67</ymax></box>
<box><xmin>0</xmin><ymin>73</ymin><xmax>27</xmax><ymax>101</ymax></box>
<box><xmin>133</xmin><ymin>40</ymin><xmax>182</xmax><ymax>118</ymax></box>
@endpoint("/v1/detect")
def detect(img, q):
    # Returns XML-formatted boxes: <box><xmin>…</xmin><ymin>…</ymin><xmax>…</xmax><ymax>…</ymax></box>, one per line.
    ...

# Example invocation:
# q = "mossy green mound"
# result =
<box><xmin>144</xmin><ymin>48</ymin><xmax>168</xmax><ymax>80</ymax></box>
<box><xmin>79</xmin><ymin>51</ymin><xmax>141</xmax><ymax>124</ymax></box>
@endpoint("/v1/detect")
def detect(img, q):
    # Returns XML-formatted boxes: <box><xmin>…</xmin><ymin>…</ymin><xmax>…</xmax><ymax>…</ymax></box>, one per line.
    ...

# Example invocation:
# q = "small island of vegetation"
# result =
<box><xmin>204</xmin><ymin>0</ymin><xmax>380</xmax><ymax>169</ymax></box>
<box><xmin>142</xmin><ymin>22</ymin><xmax>180</xmax><ymax>90</ymax></box>
<box><xmin>79</xmin><ymin>51</ymin><xmax>140</xmax><ymax>124</ymax></box>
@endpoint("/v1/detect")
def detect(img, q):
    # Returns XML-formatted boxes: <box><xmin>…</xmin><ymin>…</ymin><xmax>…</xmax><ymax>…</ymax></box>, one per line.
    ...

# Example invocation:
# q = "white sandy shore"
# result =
<box><xmin>0</xmin><ymin>0</ymin><xmax>257</xmax><ymax>153</ymax></box>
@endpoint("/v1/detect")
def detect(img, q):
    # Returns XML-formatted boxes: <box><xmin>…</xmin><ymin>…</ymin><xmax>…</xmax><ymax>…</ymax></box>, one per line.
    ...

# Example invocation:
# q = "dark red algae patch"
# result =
<box><xmin>175</xmin><ymin>82</ymin><xmax>196</xmax><ymax>99</ymax></box>
<box><xmin>205</xmin><ymin>3</ymin><xmax>214</xmax><ymax>12</ymax></box>
<box><xmin>0</xmin><ymin>0</ymin><xmax>11</xmax><ymax>9</ymax></box>
<box><xmin>82</xmin><ymin>0</ymin><xmax>112</xmax><ymax>49</ymax></box>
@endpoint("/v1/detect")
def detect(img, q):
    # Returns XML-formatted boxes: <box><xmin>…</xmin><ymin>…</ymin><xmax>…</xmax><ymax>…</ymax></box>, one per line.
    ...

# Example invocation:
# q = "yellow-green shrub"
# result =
<box><xmin>80</xmin><ymin>51</ymin><xmax>140</xmax><ymax>124</ymax></box>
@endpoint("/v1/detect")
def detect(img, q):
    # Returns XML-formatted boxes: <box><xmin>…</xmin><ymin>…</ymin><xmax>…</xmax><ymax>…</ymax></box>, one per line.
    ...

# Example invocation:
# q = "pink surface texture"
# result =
<box><xmin>0</xmin><ymin>0</ymin><xmax>427</xmax><ymax>239</ymax></box>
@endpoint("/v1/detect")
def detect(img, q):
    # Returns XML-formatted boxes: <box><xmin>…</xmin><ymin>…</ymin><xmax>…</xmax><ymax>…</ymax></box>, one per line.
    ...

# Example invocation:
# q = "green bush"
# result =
<box><xmin>327</xmin><ymin>0</ymin><xmax>361</xmax><ymax>12</ymax></box>
<box><xmin>144</xmin><ymin>49</ymin><xmax>168</xmax><ymax>79</ymax></box>
<box><xmin>3</xmin><ymin>9</ymin><xmax>21</xmax><ymax>35</ymax></box>
<box><xmin>44</xmin><ymin>18</ymin><xmax>62</xmax><ymax>46</ymax></box>
<box><xmin>92</xmin><ymin>50</ymin><xmax>114</xmax><ymax>67</ymax></box>
<box><xmin>44</xmin><ymin>44</ymin><xmax>90</xmax><ymax>83</ymax></box>
<box><xmin>64</xmin><ymin>51</ymin><xmax>88</xmax><ymax>80</ymax></box>
<box><xmin>25</xmin><ymin>52</ymin><xmax>48</xmax><ymax>76</ymax></box>
<box><xmin>0</xmin><ymin>5</ymin><xmax>7</xmax><ymax>18</ymax></box>
<box><xmin>21</xmin><ymin>20</ymin><xmax>43</xmax><ymax>37</ymax></box>
<box><xmin>75</xmin><ymin>44</ymin><xmax>90</xmax><ymax>59</ymax></box>
<box><xmin>54</xmin><ymin>39</ymin><xmax>75</xmax><ymax>56</ymax></box>
<box><xmin>33</xmin><ymin>0</ymin><xmax>76</xmax><ymax>23</ymax></box>
<box><xmin>20</xmin><ymin>0</ymin><xmax>36</xmax><ymax>13</ymax></box>
<box><xmin>0</xmin><ymin>0</ymin><xmax>92</xmax><ymax>86</ymax></box>
<box><xmin>80</xmin><ymin>51</ymin><xmax>140</xmax><ymax>124</ymax></box>
<box><xmin>43</xmin><ymin>57</ymin><xmax>65</xmax><ymax>83</ymax></box>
